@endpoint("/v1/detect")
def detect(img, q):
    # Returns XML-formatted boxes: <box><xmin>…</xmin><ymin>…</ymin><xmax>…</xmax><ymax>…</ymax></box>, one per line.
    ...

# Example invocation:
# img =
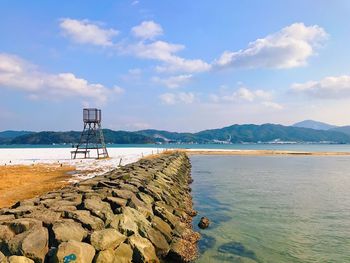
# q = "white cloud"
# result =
<box><xmin>159</xmin><ymin>92</ymin><xmax>195</xmax><ymax>105</ymax></box>
<box><xmin>60</xmin><ymin>18</ymin><xmax>118</xmax><ymax>46</ymax></box>
<box><xmin>212</xmin><ymin>87</ymin><xmax>272</xmax><ymax>102</ymax></box>
<box><xmin>131</xmin><ymin>21</ymin><xmax>163</xmax><ymax>40</ymax></box>
<box><xmin>159</xmin><ymin>93</ymin><xmax>176</xmax><ymax>105</ymax></box>
<box><xmin>124</xmin><ymin>40</ymin><xmax>211</xmax><ymax>73</ymax></box>
<box><xmin>113</xmin><ymin>85</ymin><xmax>125</xmax><ymax>95</ymax></box>
<box><xmin>262</xmin><ymin>101</ymin><xmax>284</xmax><ymax>110</ymax></box>
<box><xmin>0</xmin><ymin>53</ymin><xmax>120</xmax><ymax>104</ymax></box>
<box><xmin>215</xmin><ymin>23</ymin><xmax>327</xmax><ymax>69</ymax></box>
<box><xmin>152</xmin><ymin>74</ymin><xmax>192</xmax><ymax>88</ymax></box>
<box><xmin>209</xmin><ymin>86</ymin><xmax>283</xmax><ymax>110</ymax></box>
<box><xmin>60</xmin><ymin>19</ymin><xmax>210</xmax><ymax>73</ymax></box>
<box><xmin>291</xmin><ymin>75</ymin><xmax>350</xmax><ymax>99</ymax></box>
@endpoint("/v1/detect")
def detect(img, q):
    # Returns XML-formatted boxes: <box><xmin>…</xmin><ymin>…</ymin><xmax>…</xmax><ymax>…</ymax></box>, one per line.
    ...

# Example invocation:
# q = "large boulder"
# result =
<box><xmin>83</xmin><ymin>199</ymin><xmax>113</xmax><ymax>224</ymax></box>
<box><xmin>93</xmin><ymin>249</ymin><xmax>114</xmax><ymax>263</ymax></box>
<box><xmin>8</xmin><ymin>256</ymin><xmax>34</xmax><ymax>263</ymax></box>
<box><xmin>54</xmin><ymin>240</ymin><xmax>95</xmax><ymax>263</ymax></box>
<box><xmin>127</xmin><ymin>196</ymin><xmax>153</xmax><ymax>219</ymax></box>
<box><xmin>90</xmin><ymin>229</ymin><xmax>126</xmax><ymax>251</ymax></box>
<box><xmin>0</xmin><ymin>215</ymin><xmax>15</xmax><ymax>222</ymax></box>
<box><xmin>112</xmin><ymin>190</ymin><xmax>134</xmax><ymax>200</ymax></box>
<box><xmin>128</xmin><ymin>235</ymin><xmax>159</xmax><ymax>263</ymax></box>
<box><xmin>52</xmin><ymin>221</ymin><xmax>88</xmax><ymax>244</ymax></box>
<box><xmin>151</xmin><ymin>216</ymin><xmax>172</xmax><ymax>242</ymax></box>
<box><xmin>23</xmin><ymin>209</ymin><xmax>61</xmax><ymax>226</ymax></box>
<box><xmin>20</xmin><ymin>227</ymin><xmax>48</xmax><ymax>263</ymax></box>
<box><xmin>109</xmin><ymin>208</ymin><xmax>139</xmax><ymax>236</ymax></box>
<box><xmin>63</xmin><ymin>211</ymin><xmax>104</xmax><ymax>231</ymax></box>
<box><xmin>0</xmin><ymin>225</ymin><xmax>15</xmax><ymax>243</ymax></box>
<box><xmin>0</xmin><ymin>251</ymin><xmax>7</xmax><ymax>263</ymax></box>
<box><xmin>104</xmin><ymin>197</ymin><xmax>127</xmax><ymax>212</ymax></box>
<box><xmin>113</xmin><ymin>243</ymin><xmax>133</xmax><ymax>263</ymax></box>
<box><xmin>4</xmin><ymin>219</ymin><xmax>42</xmax><ymax>235</ymax></box>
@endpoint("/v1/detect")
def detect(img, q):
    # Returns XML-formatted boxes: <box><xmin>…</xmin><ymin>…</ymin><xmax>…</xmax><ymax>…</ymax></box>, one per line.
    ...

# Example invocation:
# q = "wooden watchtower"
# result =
<box><xmin>71</xmin><ymin>108</ymin><xmax>109</xmax><ymax>159</ymax></box>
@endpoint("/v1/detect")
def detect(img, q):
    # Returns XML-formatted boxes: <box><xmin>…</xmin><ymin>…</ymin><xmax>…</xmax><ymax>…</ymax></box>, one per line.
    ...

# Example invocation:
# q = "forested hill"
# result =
<box><xmin>2</xmin><ymin>124</ymin><xmax>350</xmax><ymax>144</ymax></box>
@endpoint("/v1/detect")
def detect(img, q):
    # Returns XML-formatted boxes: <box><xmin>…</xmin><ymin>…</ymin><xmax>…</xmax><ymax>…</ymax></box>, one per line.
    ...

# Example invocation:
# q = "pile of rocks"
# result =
<box><xmin>0</xmin><ymin>152</ymin><xmax>199</xmax><ymax>263</ymax></box>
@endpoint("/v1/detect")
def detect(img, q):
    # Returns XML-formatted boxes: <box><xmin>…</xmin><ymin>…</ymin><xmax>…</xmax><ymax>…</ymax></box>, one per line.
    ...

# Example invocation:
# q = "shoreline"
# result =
<box><xmin>185</xmin><ymin>149</ymin><xmax>350</xmax><ymax>156</ymax></box>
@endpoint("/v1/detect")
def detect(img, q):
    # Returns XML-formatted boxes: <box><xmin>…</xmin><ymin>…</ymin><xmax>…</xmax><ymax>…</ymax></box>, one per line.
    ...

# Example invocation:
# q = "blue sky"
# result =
<box><xmin>1</xmin><ymin>1</ymin><xmax>350</xmax><ymax>132</ymax></box>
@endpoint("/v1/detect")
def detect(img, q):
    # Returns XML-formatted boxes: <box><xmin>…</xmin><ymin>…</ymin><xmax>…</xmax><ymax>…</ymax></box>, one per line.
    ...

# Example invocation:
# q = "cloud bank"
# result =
<box><xmin>60</xmin><ymin>18</ymin><xmax>118</xmax><ymax>46</ymax></box>
<box><xmin>215</xmin><ymin>23</ymin><xmax>327</xmax><ymax>69</ymax></box>
<box><xmin>292</xmin><ymin>75</ymin><xmax>350</xmax><ymax>99</ymax></box>
<box><xmin>0</xmin><ymin>53</ymin><xmax>121</xmax><ymax>103</ymax></box>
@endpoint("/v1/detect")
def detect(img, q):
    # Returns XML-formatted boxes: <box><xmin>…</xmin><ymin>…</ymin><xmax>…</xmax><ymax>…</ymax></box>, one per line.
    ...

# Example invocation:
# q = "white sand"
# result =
<box><xmin>0</xmin><ymin>147</ymin><xmax>165</xmax><ymax>182</ymax></box>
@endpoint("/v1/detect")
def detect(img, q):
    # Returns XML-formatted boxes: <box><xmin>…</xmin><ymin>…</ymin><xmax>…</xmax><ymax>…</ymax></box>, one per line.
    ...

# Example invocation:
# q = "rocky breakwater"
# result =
<box><xmin>0</xmin><ymin>152</ymin><xmax>199</xmax><ymax>263</ymax></box>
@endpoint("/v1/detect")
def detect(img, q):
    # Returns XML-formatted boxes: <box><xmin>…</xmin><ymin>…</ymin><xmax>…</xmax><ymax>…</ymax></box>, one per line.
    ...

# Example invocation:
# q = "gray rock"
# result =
<box><xmin>90</xmin><ymin>229</ymin><xmax>126</xmax><ymax>251</ymax></box>
<box><xmin>0</xmin><ymin>251</ymin><xmax>7</xmax><ymax>263</ymax></box>
<box><xmin>93</xmin><ymin>249</ymin><xmax>114</xmax><ymax>263</ymax></box>
<box><xmin>113</xmin><ymin>243</ymin><xmax>133</xmax><ymax>263</ymax></box>
<box><xmin>140</xmin><ymin>227</ymin><xmax>169</xmax><ymax>257</ymax></box>
<box><xmin>52</xmin><ymin>221</ymin><xmax>88</xmax><ymax>244</ymax></box>
<box><xmin>0</xmin><ymin>225</ymin><xmax>15</xmax><ymax>242</ymax></box>
<box><xmin>104</xmin><ymin>197</ymin><xmax>127</xmax><ymax>211</ymax></box>
<box><xmin>52</xmin><ymin>206</ymin><xmax>77</xmax><ymax>213</ymax></box>
<box><xmin>167</xmin><ymin>237</ymin><xmax>197</xmax><ymax>263</ymax></box>
<box><xmin>118</xmin><ymin>183</ymin><xmax>138</xmax><ymax>193</ymax></box>
<box><xmin>64</xmin><ymin>210</ymin><xmax>104</xmax><ymax>231</ymax></box>
<box><xmin>54</xmin><ymin>240</ymin><xmax>95</xmax><ymax>263</ymax></box>
<box><xmin>8</xmin><ymin>256</ymin><xmax>34</xmax><ymax>263</ymax></box>
<box><xmin>151</xmin><ymin>216</ymin><xmax>172</xmax><ymax>242</ymax></box>
<box><xmin>112</xmin><ymin>190</ymin><xmax>134</xmax><ymax>200</ymax></box>
<box><xmin>198</xmin><ymin>217</ymin><xmax>210</xmax><ymax>229</ymax></box>
<box><xmin>0</xmin><ymin>215</ymin><xmax>15</xmax><ymax>222</ymax></box>
<box><xmin>109</xmin><ymin>211</ymin><xmax>138</xmax><ymax>237</ymax></box>
<box><xmin>127</xmin><ymin>195</ymin><xmax>153</xmax><ymax>219</ymax></box>
<box><xmin>83</xmin><ymin>199</ymin><xmax>113</xmax><ymax>223</ymax></box>
<box><xmin>20</xmin><ymin>227</ymin><xmax>48</xmax><ymax>263</ymax></box>
<box><xmin>129</xmin><ymin>235</ymin><xmax>159</xmax><ymax>263</ymax></box>
<box><xmin>136</xmin><ymin>193</ymin><xmax>154</xmax><ymax>206</ymax></box>
<box><xmin>4</xmin><ymin>219</ymin><xmax>42</xmax><ymax>234</ymax></box>
<box><xmin>153</xmin><ymin>206</ymin><xmax>178</xmax><ymax>229</ymax></box>
<box><xmin>23</xmin><ymin>209</ymin><xmax>61</xmax><ymax>226</ymax></box>
<box><xmin>5</xmin><ymin>206</ymin><xmax>36</xmax><ymax>217</ymax></box>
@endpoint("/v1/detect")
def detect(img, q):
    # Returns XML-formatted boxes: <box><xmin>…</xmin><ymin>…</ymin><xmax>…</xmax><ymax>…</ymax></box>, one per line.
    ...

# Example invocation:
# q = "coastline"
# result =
<box><xmin>185</xmin><ymin>149</ymin><xmax>350</xmax><ymax>156</ymax></box>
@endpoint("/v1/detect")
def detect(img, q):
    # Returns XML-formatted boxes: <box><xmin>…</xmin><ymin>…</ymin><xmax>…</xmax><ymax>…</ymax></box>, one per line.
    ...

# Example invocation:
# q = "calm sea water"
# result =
<box><xmin>191</xmin><ymin>155</ymin><xmax>350</xmax><ymax>263</ymax></box>
<box><xmin>2</xmin><ymin>143</ymin><xmax>350</xmax><ymax>152</ymax></box>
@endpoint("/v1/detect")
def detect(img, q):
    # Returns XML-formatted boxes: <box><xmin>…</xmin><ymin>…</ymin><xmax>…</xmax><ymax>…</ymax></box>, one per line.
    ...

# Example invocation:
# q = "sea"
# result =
<box><xmin>191</xmin><ymin>155</ymin><xmax>350</xmax><ymax>263</ymax></box>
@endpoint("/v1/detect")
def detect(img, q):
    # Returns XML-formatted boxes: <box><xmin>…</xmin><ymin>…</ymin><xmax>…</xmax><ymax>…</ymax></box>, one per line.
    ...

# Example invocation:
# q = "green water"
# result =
<box><xmin>191</xmin><ymin>155</ymin><xmax>350</xmax><ymax>263</ymax></box>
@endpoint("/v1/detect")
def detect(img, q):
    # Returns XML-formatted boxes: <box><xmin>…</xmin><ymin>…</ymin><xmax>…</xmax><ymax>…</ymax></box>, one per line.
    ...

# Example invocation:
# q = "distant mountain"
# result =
<box><xmin>195</xmin><ymin>124</ymin><xmax>350</xmax><ymax>143</ymax></box>
<box><xmin>293</xmin><ymin>120</ymin><xmax>337</xmax><ymax>130</ymax></box>
<box><xmin>10</xmin><ymin>129</ymin><xmax>155</xmax><ymax>145</ymax></box>
<box><xmin>2</xmin><ymin>124</ymin><xmax>350</xmax><ymax>145</ymax></box>
<box><xmin>0</xmin><ymin>130</ymin><xmax>34</xmax><ymax>139</ymax></box>
<box><xmin>331</xmin><ymin>126</ymin><xmax>350</xmax><ymax>136</ymax></box>
<box><xmin>137</xmin><ymin>129</ymin><xmax>205</xmax><ymax>143</ymax></box>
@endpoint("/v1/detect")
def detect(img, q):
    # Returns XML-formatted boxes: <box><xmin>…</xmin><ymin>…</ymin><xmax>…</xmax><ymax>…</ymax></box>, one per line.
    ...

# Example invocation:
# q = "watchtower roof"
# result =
<box><xmin>83</xmin><ymin>108</ymin><xmax>101</xmax><ymax>123</ymax></box>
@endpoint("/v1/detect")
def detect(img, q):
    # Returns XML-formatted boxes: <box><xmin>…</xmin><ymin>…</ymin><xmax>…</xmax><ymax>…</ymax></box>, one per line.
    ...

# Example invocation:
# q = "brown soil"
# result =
<box><xmin>0</xmin><ymin>164</ymin><xmax>75</xmax><ymax>208</ymax></box>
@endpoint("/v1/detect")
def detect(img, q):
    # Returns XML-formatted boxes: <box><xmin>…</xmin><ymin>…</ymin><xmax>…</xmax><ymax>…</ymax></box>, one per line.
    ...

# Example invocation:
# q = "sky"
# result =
<box><xmin>1</xmin><ymin>1</ymin><xmax>350</xmax><ymax>132</ymax></box>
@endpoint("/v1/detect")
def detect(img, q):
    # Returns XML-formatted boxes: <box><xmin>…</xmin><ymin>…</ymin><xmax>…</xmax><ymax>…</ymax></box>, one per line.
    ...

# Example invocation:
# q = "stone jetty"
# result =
<box><xmin>0</xmin><ymin>152</ymin><xmax>199</xmax><ymax>263</ymax></box>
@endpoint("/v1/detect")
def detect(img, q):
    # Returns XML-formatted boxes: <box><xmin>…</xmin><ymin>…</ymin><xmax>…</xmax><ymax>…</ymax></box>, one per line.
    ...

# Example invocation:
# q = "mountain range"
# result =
<box><xmin>2</xmin><ymin>120</ymin><xmax>350</xmax><ymax>145</ymax></box>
